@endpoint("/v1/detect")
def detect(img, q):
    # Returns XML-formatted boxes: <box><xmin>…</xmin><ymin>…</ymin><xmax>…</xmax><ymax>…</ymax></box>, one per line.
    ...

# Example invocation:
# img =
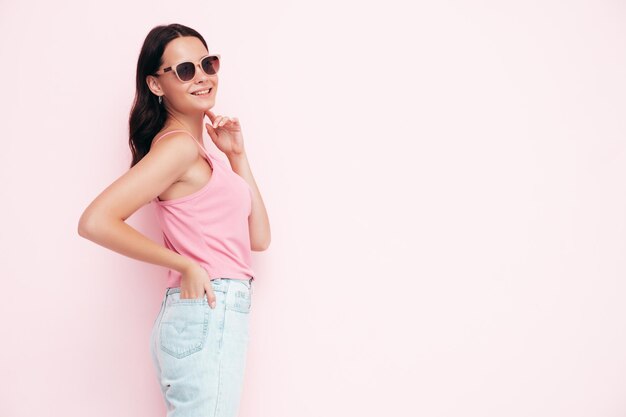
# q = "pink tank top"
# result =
<box><xmin>150</xmin><ymin>129</ymin><xmax>255</xmax><ymax>288</ymax></box>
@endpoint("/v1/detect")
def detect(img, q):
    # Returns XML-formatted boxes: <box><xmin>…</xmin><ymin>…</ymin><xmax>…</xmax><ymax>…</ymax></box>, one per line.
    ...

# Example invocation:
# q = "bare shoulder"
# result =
<box><xmin>150</xmin><ymin>130</ymin><xmax>201</xmax><ymax>158</ymax></box>
<box><xmin>142</xmin><ymin>131</ymin><xmax>202</xmax><ymax>183</ymax></box>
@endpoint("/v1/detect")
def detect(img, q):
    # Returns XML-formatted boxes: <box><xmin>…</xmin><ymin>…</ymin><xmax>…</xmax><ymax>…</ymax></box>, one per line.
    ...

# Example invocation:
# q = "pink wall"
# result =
<box><xmin>2</xmin><ymin>0</ymin><xmax>626</xmax><ymax>416</ymax></box>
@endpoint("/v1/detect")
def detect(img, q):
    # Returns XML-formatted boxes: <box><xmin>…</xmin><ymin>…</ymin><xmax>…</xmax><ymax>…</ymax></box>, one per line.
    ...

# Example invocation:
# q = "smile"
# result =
<box><xmin>191</xmin><ymin>88</ymin><xmax>213</xmax><ymax>96</ymax></box>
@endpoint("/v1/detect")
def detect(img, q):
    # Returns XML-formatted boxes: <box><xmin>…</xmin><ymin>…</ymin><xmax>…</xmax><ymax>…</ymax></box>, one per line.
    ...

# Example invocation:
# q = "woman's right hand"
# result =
<box><xmin>180</xmin><ymin>263</ymin><xmax>217</xmax><ymax>308</ymax></box>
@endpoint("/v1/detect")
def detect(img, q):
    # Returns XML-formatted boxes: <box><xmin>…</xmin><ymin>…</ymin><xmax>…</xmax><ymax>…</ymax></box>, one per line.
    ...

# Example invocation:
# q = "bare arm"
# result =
<box><xmin>227</xmin><ymin>151</ymin><xmax>271</xmax><ymax>251</ymax></box>
<box><xmin>77</xmin><ymin>133</ymin><xmax>201</xmax><ymax>274</ymax></box>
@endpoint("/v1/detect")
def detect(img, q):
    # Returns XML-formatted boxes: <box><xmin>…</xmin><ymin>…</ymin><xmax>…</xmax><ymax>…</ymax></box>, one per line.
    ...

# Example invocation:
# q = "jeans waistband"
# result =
<box><xmin>166</xmin><ymin>277</ymin><xmax>253</xmax><ymax>297</ymax></box>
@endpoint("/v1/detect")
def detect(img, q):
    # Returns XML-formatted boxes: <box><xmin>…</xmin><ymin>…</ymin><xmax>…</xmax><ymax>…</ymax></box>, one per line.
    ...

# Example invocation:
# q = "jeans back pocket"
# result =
<box><xmin>159</xmin><ymin>299</ymin><xmax>210</xmax><ymax>359</ymax></box>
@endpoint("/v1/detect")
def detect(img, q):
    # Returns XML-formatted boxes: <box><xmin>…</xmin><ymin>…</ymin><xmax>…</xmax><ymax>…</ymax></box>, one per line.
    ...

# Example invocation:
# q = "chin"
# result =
<box><xmin>187</xmin><ymin>99</ymin><xmax>215</xmax><ymax>113</ymax></box>
<box><xmin>200</xmin><ymin>101</ymin><xmax>216</xmax><ymax>112</ymax></box>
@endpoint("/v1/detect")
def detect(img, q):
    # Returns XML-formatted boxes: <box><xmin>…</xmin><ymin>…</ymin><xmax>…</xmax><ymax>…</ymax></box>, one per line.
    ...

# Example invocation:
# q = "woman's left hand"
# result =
<box><xmin>204</xmin><ymin>110</ymin><xmax>245</xmax><ymax>156</ymax></box>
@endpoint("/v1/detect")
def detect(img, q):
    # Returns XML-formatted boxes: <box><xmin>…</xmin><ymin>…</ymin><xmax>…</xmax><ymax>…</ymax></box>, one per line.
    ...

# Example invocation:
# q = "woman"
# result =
<box><xmin>78</xmin><ymin>23</ymin><xmax>270</xmax><ymax>416</ymax></box>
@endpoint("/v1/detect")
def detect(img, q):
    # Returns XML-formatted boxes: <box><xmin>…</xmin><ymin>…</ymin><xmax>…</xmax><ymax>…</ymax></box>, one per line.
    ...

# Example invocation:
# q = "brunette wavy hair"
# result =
<box><xmin>128</xmin><ymin>23</ymin><xmax>208</xmax><ymax>168</ymax></box>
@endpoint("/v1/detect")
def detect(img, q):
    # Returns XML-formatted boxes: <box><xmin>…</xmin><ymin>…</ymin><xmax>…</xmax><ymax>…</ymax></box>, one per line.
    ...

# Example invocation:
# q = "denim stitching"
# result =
<box><xmin>159</xmin><ymin>303</ymin><xmax>209</xmax><ymax>359</ymax></box>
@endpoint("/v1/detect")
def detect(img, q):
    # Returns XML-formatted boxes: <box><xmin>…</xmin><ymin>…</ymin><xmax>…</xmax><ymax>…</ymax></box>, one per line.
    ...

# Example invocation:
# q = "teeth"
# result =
<box><xmin>192</xmin><ymin>88</ymin><xmax>211</xmax><ymax>95</ymax></box>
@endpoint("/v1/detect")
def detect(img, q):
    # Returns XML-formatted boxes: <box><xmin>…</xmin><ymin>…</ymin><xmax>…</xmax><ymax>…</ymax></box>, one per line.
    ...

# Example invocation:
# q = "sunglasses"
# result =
<box><xmin>155</xmin><ymin>54</ymin><xmax>220</xmax><ymax>82</ymax></box>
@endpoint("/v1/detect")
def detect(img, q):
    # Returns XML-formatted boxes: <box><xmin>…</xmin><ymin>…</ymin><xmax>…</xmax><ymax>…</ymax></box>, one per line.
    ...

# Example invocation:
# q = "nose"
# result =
<box><xmin>194</xmin><ymin>62</ymin><xmax>211</xmax><ymax>83</ymax></box>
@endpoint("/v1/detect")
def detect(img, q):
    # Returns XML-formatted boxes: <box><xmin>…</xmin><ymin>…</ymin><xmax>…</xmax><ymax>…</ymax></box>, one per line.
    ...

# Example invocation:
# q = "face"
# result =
<box><xmin>146</xmin><ymin>36</ymin><xmax>217</xmax><ymax>114</ymax></box>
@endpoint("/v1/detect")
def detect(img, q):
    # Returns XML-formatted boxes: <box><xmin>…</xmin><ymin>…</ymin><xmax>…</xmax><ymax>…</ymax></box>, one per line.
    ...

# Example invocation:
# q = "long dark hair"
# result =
<box><xmin>128</xmin><ymin>23</ymin><xmax>208</xmax><ymax>168</ymax></box>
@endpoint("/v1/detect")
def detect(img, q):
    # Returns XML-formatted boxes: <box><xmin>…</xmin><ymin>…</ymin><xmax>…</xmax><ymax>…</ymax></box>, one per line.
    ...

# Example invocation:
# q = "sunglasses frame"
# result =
<box><xmin>155</xmin><ymin>54</ymin><xmax>221</xmax><ymax>82</ymax></box>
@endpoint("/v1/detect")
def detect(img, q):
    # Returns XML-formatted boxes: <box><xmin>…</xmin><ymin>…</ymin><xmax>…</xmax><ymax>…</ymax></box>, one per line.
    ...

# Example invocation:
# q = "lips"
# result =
<box><xmin>191</xmin><ymin>88</ymin><xmax>213</xmax><ymax>96</ymax></box>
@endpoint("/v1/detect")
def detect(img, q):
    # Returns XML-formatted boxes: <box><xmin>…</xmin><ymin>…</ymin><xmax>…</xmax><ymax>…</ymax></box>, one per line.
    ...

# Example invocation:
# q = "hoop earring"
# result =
<box><xmin>158</xmin><ymin>96</ymin><xmax>163</xmax><ymax>104</ymax></box>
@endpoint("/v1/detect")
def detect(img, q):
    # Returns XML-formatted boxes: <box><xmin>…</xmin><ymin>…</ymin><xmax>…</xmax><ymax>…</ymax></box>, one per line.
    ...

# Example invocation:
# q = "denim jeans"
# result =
<box><xmin>150</xmin><ymin>277</ymin><xmax>254</xmax><ymax>417</ymax></box>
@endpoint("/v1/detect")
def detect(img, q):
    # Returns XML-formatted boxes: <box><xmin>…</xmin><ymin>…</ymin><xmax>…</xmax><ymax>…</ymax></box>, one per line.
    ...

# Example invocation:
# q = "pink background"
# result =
<box><xmin>2</xmin><ymin>0</ymin><xmax>626</xmax><ymax>416</ymax></box>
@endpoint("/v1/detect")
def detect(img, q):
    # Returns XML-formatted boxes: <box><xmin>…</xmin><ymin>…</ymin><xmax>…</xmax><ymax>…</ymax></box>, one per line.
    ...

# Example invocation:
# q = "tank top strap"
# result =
<box><xmin>153</xmin><ymin>129</ymin><xmax>212</xmax><ymax>163</ymax></box>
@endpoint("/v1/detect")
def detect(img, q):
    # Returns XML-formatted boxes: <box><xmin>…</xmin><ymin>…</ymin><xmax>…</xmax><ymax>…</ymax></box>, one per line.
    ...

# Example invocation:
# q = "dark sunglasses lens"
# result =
<box><xmin>201</xmin><ymin>56</ymin><xmax>220</xmax><ymax>75</ymax></box>
<box><xmin>176</xmin><ymin>62</ymin><xmax>196</xmax><ymax>81</ymax></box>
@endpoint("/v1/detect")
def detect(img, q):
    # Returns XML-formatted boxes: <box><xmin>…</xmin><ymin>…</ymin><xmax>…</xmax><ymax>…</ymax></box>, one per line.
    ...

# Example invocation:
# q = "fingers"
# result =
<box><xmin>205</xmin><ymin>122</ymin><xmax>218</xmax><ymax>140</ymax></box>
<box><xmin>212</xmin><ymin>115</ymin><xmax>226</xmax><ymax>127</ymax></box>
<box><xmin>204</xmin><ymin>114</ymin><xmax>239</xmax><ymax>129</ymax></box>
<box><xmin>204</xmin><ymin>110</ymin><xmax>220</xmax><ymax>127</ymax></box>
<box><xmin>180</xmin><ymin>289</ymin><xmax>204</xmax><ymax>300</ymax></box>
<box><xmin>205</xmin><ymin>284</ymin><xmax>217</xmax><ymax>309</ymax></box>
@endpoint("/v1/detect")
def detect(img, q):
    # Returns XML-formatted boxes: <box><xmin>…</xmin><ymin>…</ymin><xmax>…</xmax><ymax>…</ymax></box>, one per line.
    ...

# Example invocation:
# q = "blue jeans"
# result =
<box><xmin>150</xmin><ymin>277</ymin><xmax>254</xmax><ymax>417</ymax></box>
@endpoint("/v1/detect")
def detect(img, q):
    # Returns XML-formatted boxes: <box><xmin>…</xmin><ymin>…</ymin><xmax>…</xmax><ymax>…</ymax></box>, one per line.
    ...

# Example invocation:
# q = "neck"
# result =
<box><xmin>164</xmin><ymin>107</ymin><xmax>206</xmax><ymax>143</ymax></box>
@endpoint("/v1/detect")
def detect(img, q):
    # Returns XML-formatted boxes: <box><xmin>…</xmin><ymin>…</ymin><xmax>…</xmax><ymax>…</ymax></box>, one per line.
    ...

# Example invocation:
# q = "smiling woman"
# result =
<box><xmin>77</xmin><ymin>22</ymin><xmax>270</xmax><ymax>417</ymax></box>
